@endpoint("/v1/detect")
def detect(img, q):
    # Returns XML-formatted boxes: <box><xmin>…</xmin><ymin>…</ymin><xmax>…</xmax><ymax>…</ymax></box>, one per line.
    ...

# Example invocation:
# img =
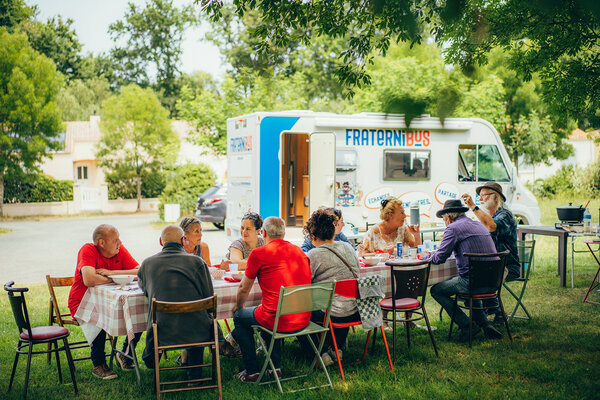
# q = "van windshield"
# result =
<box><xmin>458</xmin><ymin>144</ymin><xmax>510</xmax><ymax>182</ymax></box>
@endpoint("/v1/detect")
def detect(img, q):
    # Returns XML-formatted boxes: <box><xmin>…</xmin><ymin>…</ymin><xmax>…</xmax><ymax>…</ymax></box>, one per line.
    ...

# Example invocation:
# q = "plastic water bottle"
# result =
<box><xmin>584</xmin><ymin>208</ymin><xmax>592</xmax><ymax>233</ymax></box>
<box><xmin>396</xmin><ymin>242</ymin><xmax>403</xmax><ymax>258</ymax></box>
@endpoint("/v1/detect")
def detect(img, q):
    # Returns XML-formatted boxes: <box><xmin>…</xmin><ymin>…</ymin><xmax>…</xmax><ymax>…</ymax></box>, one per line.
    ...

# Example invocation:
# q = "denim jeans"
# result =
<box><xmin>90</xmin><ymin>330</ymin><xmax>142</xmax><ymax>367</ymax></box>
<box><xmin>430</xmin><ymin>276</ymin><xmax>493</xmax><ymax>330</ymax></box>
<box><xmin>232</xmin><ymin>306</ymin><xmax>281</xmax><ymax>374</ymax></box>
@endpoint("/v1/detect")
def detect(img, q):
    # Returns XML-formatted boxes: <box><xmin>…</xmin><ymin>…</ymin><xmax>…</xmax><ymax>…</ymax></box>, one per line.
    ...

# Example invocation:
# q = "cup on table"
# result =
<box><xmin>229</xmin><ymin>263</ymin><xmax>239</xmax><ymax>273</ymax></box>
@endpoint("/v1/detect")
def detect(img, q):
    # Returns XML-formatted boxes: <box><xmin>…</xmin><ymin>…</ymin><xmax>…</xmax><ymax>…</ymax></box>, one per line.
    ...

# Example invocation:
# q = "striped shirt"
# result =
<box><xmin>426</xmin><ymin>215</ymin><xmax>497</xmax><ymax>276</ymax></box>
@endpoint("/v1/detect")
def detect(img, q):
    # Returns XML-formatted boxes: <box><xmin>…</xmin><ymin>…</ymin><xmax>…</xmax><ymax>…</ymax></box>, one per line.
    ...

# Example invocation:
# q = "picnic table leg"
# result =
<box><xmin>558</xmin><ymin>232</ymin><xmax>567</xmax><ymax>288</ymax></box>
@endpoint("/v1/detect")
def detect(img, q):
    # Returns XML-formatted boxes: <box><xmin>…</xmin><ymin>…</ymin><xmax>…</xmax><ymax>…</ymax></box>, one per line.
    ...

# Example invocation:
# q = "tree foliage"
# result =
<box><xmin>105</xmin><ymin>168</ymin><xmax>166</xmax><ymax>200</ymax></box>
<box><xmin>109</xmin><ymin>0</ymin><xmax>196</xmax><ymax>114</ymax></box>
<box><xmin>0</xmin><ymin>28</ymin><xmax>64</xmax><ymax>215</ymax></box>
<box><xmin>158</xmin><ymin>163</ymin><xmax>216</xmax><ymax>220</ymax></box>
<box><xmin>3</xmin><ymin>171</ymin><xmax>72</xmax><ymax>203</ymax></box>
<box><xmin>97</xmin><ymin>84</ymin><xmax>179</xmax><ymax>211</ymax></box>
<box><xmin>57</xmin><ymin>77</ymin><xmax>111</xmax><ymax>121</ymax></box>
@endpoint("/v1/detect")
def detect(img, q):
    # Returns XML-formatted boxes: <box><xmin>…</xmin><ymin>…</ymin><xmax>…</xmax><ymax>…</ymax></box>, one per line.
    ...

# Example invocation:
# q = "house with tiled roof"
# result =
<box><xmin>36</xmin><ymin>116</ymin><xmax>225</xmax><ymax>213</ymax></box>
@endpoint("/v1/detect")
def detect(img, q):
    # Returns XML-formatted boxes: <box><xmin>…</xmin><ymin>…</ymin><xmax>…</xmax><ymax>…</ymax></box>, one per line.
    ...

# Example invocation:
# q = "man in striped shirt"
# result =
<box><xmin>425</xmin><ymin>199</ymin><xmax>503</xmax><ymax>341</ymax></box>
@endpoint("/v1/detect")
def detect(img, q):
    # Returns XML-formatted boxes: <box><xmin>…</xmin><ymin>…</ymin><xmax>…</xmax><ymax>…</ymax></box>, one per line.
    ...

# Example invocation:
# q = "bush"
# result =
<box><xmin>3</xmin><ymin>172</ymin><xmax>73</xmax><ymax>203</ymax></box>
<box><xmin>578</xmin><ymin>158</ymin><xmax>600</xmax><ymax>197</ymax></box>
<box><xmin>158</xmin><ymin>163</ymin><xmax>216</xmax><ymax>220</ymax></box>
<box><xmin>105</xmin><ymin>169</ymin><xmax>166</xmax><ymax>200</ymax></box>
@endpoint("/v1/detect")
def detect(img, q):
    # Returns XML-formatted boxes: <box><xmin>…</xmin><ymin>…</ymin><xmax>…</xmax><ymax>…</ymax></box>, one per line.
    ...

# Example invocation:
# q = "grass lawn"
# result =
<box><xmin>1</xmin><ymin>197</ymin><xmax>599</xmax><ymax>399</ymax></box>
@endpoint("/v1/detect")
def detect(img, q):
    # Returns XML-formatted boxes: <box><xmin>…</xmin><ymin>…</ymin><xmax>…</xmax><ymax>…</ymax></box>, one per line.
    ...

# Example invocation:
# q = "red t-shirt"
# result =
<box><xmin>68</xmin><ymin>243</ymin><xmax>138</xmax><ymax>317</ymax></box>
<box><xmin>245</xmin><ymin>239</ymin><xmax>311</xmax><ymax>331</ymax></box>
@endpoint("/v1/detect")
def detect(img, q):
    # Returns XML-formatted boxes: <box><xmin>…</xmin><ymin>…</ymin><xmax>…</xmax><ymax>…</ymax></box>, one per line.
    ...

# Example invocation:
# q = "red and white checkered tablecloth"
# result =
<box><xmin>360</xmin><ymin>258</ymin><xmax>458</xmax><ymax>297</ymax></box>
<box><xmin>74</xmin><ymin>258</ymin><xmax>457</xmax><ymax>343</ymax></box>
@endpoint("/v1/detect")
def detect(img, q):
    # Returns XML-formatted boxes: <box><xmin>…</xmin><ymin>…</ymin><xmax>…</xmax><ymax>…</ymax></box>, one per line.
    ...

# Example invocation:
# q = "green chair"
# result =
<box><xmin>252</xmin><ymin>281</ymin><xmax>335</xmax><ymax>393</ymax></box>
<box><xmin>503</xmin><ymin>239</ymin><xmax>536</xmax><ymax>323</ymax></box>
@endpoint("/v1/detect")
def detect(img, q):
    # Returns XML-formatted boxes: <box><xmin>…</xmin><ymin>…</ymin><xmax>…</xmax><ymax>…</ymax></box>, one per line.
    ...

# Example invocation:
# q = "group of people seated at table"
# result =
<box><xmin>66</xmin><ymin>180</ymin><xmax>519</xmax><ymax>383</ymax></box>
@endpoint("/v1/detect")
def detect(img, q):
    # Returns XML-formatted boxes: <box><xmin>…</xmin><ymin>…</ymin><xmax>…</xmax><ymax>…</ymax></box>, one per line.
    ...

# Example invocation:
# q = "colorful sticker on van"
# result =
<box><xmin>364</xmin><ymin>186</ymin><xmax>394</xmax><ymax>209</ymax></box>
<box><xmin>397</xmin><ymin>191</ymin><xmax>433</xmax><ymax>216</ymax></box>
<box><xmin>345</xmin><ymin>129</ymin><xmax>430</xmax><ymax>147</ymax></box>
<box><xmin>229</xmin><ymin>135</ymin><xmax>253</xmax><ymax>153</ymax></box>
<box><xmin>434</xmin><ymin>182</ymin><xmax>460</xmax><ymax>204</ymax></box>
<box><xmin>336</xmin><ymin>181</ymin><xmax>363</xmax><ymax>207</ymax></box>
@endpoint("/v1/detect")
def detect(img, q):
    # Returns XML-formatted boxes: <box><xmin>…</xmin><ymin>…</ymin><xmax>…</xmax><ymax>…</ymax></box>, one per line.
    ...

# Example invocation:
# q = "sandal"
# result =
<box><xmin>176</xmin><ymin>355</ymin><xmax>187</xmax><ymax>366</ymax></box>
<box><xmin>220</xmin><ymin>341</ymin><xmax>242</xmax><ymax>358</ymax></box>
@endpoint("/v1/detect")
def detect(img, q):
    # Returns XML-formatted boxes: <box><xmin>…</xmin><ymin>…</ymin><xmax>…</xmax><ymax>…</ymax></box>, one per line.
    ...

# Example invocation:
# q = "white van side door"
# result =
<box><xmin>309</xmin><ymin>132</ymin><xmax>336</xmax><ymax>213</ymax></box>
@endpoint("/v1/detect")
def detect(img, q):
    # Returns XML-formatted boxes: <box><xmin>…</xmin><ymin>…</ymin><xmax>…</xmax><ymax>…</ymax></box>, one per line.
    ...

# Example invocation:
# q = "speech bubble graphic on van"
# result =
<box><xmin>397</xmin><ymin>191</ymin><xmax>433</xmax><ymax>215</ymax></box>
<box><xmin>434</xmin><ymin>182</ymin><xmax>460</xmax><ymax>205</ymax></box>
<box><xmin>364</xmin><ymin>186</ymin><xmax>394</xmax><ymax>209</ymax></box>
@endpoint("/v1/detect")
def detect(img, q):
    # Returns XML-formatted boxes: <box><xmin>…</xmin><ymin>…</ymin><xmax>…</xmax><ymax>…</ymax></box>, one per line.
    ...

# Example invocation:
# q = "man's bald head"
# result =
<box><xmin>93</xmin><ymin>224</ymin><xmax>117</xmax><ymax>244</ymax></box>
<box><xmin>161</xmin><ymin>225</ymin><xmax>184</xmax><ymax>244</ymax></box>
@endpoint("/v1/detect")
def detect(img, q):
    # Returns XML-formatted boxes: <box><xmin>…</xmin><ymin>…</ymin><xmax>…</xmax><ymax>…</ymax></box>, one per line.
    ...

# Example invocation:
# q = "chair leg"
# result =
<box><xmin>422</xmin><ymin>308</ymin><xmax>439</xmax><ymax>357</ymax></box>
<box><xmin>48</xmin><ymin>301</ymin><xmax>54</xmax><ymax>364</ymax></box>
<box><xmin>24</xmin><ymin>342</ymin><xmax>33</xmax><ymax>399</ymax></box>
<box><xmin>63</xmin><ymin>338</ymin><xmax>78</xmax><ymax>394</ymax></box>
<box><xmin>329</xmin><ymin>325</ymin><xmax>345</xmax><ymax>380</ymax></box>
<box><xmin>362</xmin><ymin>330</ymin><xmax>372</xmax><ymax>362</ymax></box>
<box><xmin>9</xmin><ymin>341</ymin><xmax>21</xmax><ymax>391</ymax></box>
<box><xmin>307</xmin><ymin>332</ymin><xmax>333</xmax><ymax>389</ymax></box>
<box><xmin>379</xmin><ymin>326</ymin><xmax>393</xmax><ymax>372</ymax></box>
<box><xmin>448</xmin><ymin>296</ymin><xmax>458</xmax><ymax>339</ymax></box>
<box><xmin>498</xmin><ymin>297</ymin><xmax>513</xmax><ymax>342</ymax></box>
<box><xmin>468</xmin><ymin>298</ymin><xmax>473</xmax><ymax>348</ymax></box>
<box><xmin>405</xmin><ymin>312</ymin><xmax>411</xmax><ymax>349</ymax></box>
<box><xmin>54</xmin><ymin>340</ymin><xmax>63</xmax><ymax>383</ymax></box>
<box><xmin>392</xmin><ymin>309</ymin><xmax>397</xmax><ymax>363</ymax></box>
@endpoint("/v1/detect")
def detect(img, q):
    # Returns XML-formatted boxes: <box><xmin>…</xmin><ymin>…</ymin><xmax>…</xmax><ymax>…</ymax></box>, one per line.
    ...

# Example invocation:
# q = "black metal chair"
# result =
<box><xmin>5</xmin><ymin>281</ymin><xmax>78</xmax><ymax>399</ymax></box>
<box><xmin>503</xmin><ymin>240</ymin><xmax>536</xmax><ymax>323</ymax></box>
<box><xmin>448</xmin><ymin>251</ymin><xmax>512</xmax><ymax>347</ymax></box>
<box><xmin>380</xmin><ymin>259</ymin><xmax>438</xmax><ymax>362</ymax></box>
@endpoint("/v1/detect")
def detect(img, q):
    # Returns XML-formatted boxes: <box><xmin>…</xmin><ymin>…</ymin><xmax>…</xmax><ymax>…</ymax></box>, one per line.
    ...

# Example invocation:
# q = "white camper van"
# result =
<box><xmin>225</xmin><ymin>111</ymin><xmax>540</xmax><ymax>239</ymax></box>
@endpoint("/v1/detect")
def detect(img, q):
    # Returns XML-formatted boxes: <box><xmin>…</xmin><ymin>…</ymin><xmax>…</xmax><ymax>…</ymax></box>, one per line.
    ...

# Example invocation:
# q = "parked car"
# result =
<box><xmin>195</xmin><ymin>184</ymin><xmax>226</xmax><ymax>229</ymax></box>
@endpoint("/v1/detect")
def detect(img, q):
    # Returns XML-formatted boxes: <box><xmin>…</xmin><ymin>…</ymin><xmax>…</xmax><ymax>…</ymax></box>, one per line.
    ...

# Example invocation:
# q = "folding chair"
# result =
<box><xmin>380</xmin><ymin>260</ymin><xmax>438</xmax><ymax>362</ymax></box>
<box><xmin>152</xmin><ymin>295</ymin><xmax>222</xmax><ymax>400</ymax></box>
<box><xmin>5</xmin><ymin>281</ymin><xmax>78</xmax><ymax>399</ymax></box>
<box><xmin>46</xmin><ymin>275</ymin><xmax>93</xmax><ymax>363</ymax></box>
<box><xmin>253</xmin><ymin>281</ymin><xmax>335</xmax><ymax>393</ymax></box>
<box><xmin>503</xmin><ymin>240</ymin><xmax>536</xmax><ymax>323</ymax></box>
<box><xmin>327</xmin><ymin>279</ymin><xmax>393</xmax><ymax>380</ymax></box>
<box><xmin>448</xmin><ymin>251</ymin><xmax>512</xmax><ymax>348</ymax></box>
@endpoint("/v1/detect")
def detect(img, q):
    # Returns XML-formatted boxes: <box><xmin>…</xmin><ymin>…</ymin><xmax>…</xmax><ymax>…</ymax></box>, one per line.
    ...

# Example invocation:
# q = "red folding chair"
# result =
<box><xmin>326</xmin><ymin>279</ymin><xmax>393</xmax><ymax>380</ymax></box>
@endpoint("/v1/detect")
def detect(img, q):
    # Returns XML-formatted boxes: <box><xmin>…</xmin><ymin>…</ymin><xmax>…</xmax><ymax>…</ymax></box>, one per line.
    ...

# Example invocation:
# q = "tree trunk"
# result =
<box><xmin>136</xmin><ymin>173</ymin><xmax>142</xmax><ymax>212</ymax></box>
<box><xmin>0</xmin><ymin>172</ymin><xmax>4</xmax><ymax>217</ymax></box>
<box><xmin>513</xmin><ymin>156</ymin><xmax>519</xmax><ymax>176</ymax></box>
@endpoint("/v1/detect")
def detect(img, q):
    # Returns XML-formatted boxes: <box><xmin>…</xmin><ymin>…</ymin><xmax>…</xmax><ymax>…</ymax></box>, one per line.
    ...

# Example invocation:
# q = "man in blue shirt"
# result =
<box><xmin>462</xmin><ymin>182</ymin><xmax>520</xmax><ymax>324</ymax></box>
<box><xmin>425</xmin><ymin>199</ymin><xmax>503</xmax><ymax>341</ymax></box>
<box><xmin>300</xmin><ymin>208</ymin><xmax>353</xmax><ymax>252</ymax></box>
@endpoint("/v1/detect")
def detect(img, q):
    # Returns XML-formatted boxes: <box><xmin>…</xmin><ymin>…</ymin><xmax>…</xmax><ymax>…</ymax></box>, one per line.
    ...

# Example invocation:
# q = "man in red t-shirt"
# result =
<box><xmin>231</xmin><ymin>216</ymin><xmax>311</xmax><ymax>382</ymax></box>
<box><xmin>68</xmin><ymin>224</ymin><xmax>139</xmax><ymax>380</ymax></box>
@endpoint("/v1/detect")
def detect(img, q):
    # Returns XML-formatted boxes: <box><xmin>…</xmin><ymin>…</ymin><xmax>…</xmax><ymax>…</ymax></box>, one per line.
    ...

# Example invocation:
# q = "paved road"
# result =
<box><xmin>0</xmin><ymin>214</ymin><xmax>305</xmax><ymax>284</ymax></box>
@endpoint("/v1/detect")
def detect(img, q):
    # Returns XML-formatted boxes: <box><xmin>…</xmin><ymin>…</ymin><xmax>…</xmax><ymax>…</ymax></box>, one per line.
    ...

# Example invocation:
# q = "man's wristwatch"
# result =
<box><xmin>472</xmin><ymin>206</ymin><xmax>480</xmax><ymax>212</ymax></box>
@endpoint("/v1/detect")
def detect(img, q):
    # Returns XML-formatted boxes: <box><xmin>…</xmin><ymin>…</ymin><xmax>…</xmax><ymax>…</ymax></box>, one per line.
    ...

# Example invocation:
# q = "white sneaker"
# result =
<box><xmin>321</xmin><ymin>349</ymin><xmax>342</xmax><ymax>367</ymax></box>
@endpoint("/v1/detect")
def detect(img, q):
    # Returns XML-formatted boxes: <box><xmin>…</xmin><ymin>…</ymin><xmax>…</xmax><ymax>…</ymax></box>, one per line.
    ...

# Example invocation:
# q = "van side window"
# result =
<box><xmin>458</xmin><ymin>144</ymin><xmax>510</xmax><ymax>182</ymax></box>
<box><xmin>383</xmin><ymin>150</ymin><xmax>430</xmax><ymax>180</ymax></box>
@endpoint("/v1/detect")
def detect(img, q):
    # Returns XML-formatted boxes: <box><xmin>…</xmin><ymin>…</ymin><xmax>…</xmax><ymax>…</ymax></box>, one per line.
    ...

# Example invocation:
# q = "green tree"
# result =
<box><xmin>0</xmin><ymin>0</ymin><xmax>34</xmax><ymax>29</ymax></box>
<box><xmin>158</xmin><ymin>163</ymin><xmax>216</xmax><ymax>220</ymax></box>
<box><xmin>0</xmin><ymin>28</ymin><xmax>64</xmax><ymax>216</ymax></box>
<box><xmin>57</xmin><ymin>77</ymin><xmax>111</xmax><ymax>121</ymax></box>
<box><xmin>97</xmin><ymin>84</ymin><xmax>179</xmax><ymax>211</ymax></box>
<box><xmin>23</xmin><ymin>16</ymin><xmax>82</xmax><ymax>81</ymax></box>
<box><xmin>108</xmin><ymin>0</ymin><xmax>196</xmax><ymax>114</ymax></box>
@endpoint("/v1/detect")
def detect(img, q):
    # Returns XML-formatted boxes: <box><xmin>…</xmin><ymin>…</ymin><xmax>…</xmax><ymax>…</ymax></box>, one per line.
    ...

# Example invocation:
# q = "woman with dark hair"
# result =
<box><xmin>179</xmin><ymin>216</ymin><xmax>211</xmax><ymax>266</ymax></box>
<box><xmin>300</xmin><ymin>207</ymin><xmax>352</xmax><ymax>253</ymax></box>
<box><xmin>302</xmin><ymin>209</ymin><xmax>361</xmax><ymax>366</ymax></box>
<box><xmin>221</xmin><ymin>212</ymin><xmax>264</xmax><ymax>270</ymax></box>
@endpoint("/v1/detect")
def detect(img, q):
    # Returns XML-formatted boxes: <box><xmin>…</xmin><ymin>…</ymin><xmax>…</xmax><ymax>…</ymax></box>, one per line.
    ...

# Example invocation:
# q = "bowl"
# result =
<box><xmin>209</xmin><ymin>268</ymin><xmax>225</xmax><ymax>280</ymax></box>
<box><xmin>362</xmin><ymin>256</ymin><xmax>381</xmax><ymax>266</ymax></box>
<box><xmin>378</xmin><ymin>253</ymin><xmax>390</xmax><ymax>262</ymax></box>
<box><xmin>108</xmin><ymin>274</ymin><xmax>136</xmax><ymax>287</ymax></box>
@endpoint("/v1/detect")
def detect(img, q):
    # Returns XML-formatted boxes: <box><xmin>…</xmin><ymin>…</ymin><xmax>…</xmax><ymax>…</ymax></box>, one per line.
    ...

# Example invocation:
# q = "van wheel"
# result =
<box><xmin>515</xmin><ymin>215</ymin><xmax>527</xmax><ymax>225</ymax></box>
<box><xmin>213</xmin><ymin>223</ymin><xmax>224</xmax><ymax>230</ymax></box>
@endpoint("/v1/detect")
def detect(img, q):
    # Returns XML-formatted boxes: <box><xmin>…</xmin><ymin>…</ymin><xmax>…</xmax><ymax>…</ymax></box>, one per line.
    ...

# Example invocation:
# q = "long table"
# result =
<box><xmin>74</xmin><ymin>258</ymin><xmax>458</xmax><ymax>345</ymax></box>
